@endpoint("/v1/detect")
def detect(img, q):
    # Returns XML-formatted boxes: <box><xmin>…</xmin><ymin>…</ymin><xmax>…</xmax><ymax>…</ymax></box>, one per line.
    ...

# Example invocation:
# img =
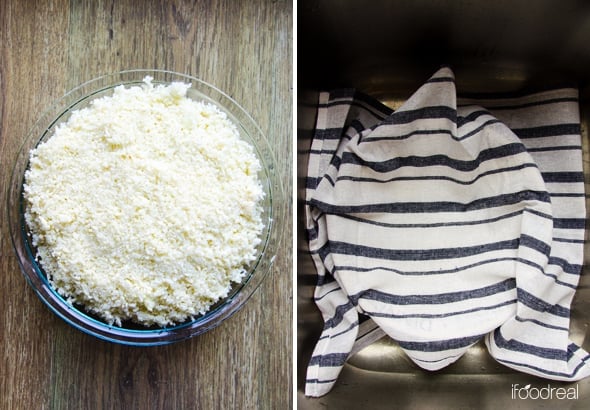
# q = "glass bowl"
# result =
<box><xmin>8</xmin><ymin>69</ymin><xmax>283</xmax><ymax>346</ymax></box>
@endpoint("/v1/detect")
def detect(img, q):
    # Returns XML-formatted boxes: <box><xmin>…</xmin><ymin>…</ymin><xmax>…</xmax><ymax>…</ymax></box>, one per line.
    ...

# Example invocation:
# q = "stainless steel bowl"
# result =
<box><xmin>298</xmin><ymin>1</ymin><xmax>590</xmax><ymax>408</ymax></box>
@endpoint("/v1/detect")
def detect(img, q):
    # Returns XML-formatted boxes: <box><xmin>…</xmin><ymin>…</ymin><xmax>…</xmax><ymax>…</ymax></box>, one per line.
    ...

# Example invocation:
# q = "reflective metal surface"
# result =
<box><xmin>298</xmin><ymin>1</ymin><xmax>590</xmax><ymax>408</ymax></box>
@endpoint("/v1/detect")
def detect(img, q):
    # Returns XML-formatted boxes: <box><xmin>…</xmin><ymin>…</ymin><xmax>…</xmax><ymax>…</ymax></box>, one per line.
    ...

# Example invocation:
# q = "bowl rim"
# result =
<box><xmin>7</xmin><ymin>69</ymin><xmax>284</xmax><ymax>346</ymax></box>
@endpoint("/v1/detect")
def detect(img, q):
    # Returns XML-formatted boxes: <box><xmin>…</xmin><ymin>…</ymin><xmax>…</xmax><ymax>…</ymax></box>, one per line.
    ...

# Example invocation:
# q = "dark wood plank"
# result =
<box><xmin>0</xmin><ymin>1</ymin><xmax>292</xmax><ymax>409</ymax></box>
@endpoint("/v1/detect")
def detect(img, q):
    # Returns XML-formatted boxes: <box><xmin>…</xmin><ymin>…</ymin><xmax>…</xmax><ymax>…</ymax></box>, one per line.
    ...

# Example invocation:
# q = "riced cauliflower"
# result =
<box><xmin>23</xmin><ymin>77</ymin><xmax>265</xmax><ymax>327</ymax></box>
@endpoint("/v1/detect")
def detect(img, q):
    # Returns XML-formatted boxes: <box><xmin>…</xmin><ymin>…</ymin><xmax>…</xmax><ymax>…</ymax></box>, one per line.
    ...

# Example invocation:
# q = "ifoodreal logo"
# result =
<box><xmin>511</xmin><ymin>383</ymin><xmax>579</xmax><ymax>400</ymax></box>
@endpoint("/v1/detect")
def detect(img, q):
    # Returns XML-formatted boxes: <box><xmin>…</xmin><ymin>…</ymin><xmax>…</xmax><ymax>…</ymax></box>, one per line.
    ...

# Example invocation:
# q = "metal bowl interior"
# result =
<box><xmin>298</xmin><ymin>1</ymin><xmax>590</xmax><ymax>408</ymax></box>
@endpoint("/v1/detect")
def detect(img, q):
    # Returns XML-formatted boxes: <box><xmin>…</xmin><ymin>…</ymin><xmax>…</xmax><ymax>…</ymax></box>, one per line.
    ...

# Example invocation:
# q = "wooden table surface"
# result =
<box><xmin>0</xmin><ymin>1</ymin><xmax>292</xmax><ymax>409</ymax></box>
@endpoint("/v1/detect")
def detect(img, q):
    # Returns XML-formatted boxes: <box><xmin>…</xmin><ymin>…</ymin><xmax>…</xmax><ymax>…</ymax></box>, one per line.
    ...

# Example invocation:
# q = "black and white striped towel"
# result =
<box><xmin>304</xmin><ymin>67</ymin><xmax>590</xmax><ymax>397</ymax></box>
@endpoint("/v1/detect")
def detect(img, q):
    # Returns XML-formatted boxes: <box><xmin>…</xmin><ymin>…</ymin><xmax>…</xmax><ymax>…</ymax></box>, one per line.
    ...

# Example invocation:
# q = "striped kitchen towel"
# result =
<box><xmin>304</xmin><ymin>66</ymin><xmax>590</xmax><ymax>397</ymax></box>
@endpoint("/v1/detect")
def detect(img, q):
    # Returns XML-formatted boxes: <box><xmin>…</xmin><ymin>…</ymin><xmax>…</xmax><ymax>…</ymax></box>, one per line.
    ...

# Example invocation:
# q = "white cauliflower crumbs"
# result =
<box><xmin>23</xmin><ymin>77</ymin><xmax>265</xmax><ymax>327</ymax></box>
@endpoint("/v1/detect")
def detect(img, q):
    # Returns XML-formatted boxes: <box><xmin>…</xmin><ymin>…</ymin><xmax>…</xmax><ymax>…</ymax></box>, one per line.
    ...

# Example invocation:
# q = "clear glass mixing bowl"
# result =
<box><xmin>8</xmin><ymin>70</ymin><xmax>283</xmax><ymax>346</ymax></box>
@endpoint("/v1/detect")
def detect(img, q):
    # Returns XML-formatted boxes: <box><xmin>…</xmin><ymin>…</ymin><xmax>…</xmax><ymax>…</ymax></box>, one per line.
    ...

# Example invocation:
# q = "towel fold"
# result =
<box><xmin>304</xmin><ymin>67</ymin><xmax>590</xmax><ymax>397</ymax></box>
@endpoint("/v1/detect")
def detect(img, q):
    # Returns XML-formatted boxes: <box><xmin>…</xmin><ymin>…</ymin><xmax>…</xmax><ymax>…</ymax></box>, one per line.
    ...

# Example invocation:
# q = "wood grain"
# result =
<box><xmin>0</xmin><ymin>1</ymin><xmax>292</xmax><ymax>409</ymax></box>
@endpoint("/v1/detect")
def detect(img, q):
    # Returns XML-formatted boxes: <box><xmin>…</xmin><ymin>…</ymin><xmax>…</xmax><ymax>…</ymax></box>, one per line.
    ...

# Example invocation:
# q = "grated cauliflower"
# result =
<box><xmin>23</xmin><ymin>77</ymin><xmax>265</xmax><ymax>327</ymax></box>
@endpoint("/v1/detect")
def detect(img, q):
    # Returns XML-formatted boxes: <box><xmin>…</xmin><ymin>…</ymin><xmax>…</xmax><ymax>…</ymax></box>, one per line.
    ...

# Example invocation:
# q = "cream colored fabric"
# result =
<box><xmin>305</xmin><ymin>67</ymin><xmax>589</xmax><ymax>397</ymax></box>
